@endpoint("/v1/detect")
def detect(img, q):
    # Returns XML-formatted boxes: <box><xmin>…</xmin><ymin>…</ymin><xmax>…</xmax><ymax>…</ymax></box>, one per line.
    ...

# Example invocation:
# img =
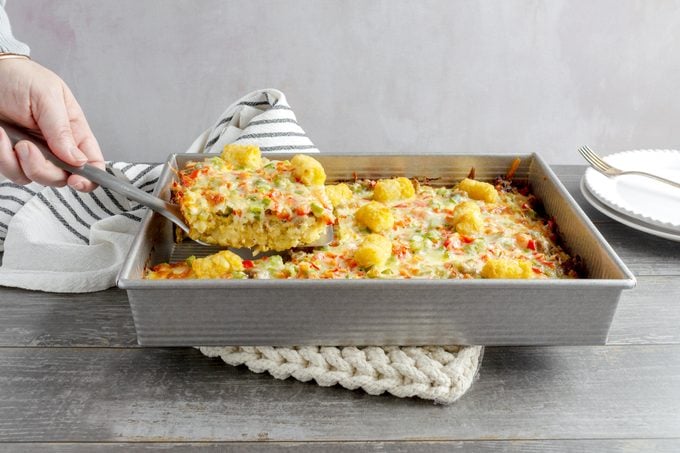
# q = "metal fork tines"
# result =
<box><xmin>578</xmin><ymin>146</ymin><xmax>680</xmax><ymax>189</ymax></box>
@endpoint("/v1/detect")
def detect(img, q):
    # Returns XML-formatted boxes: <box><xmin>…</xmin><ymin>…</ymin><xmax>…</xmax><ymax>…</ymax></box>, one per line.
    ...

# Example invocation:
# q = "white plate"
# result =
<box><xmin>580</xmin><ymin>177</ymin><xmax>680</xmax><ymax>242</ymax></box>
<box><xmin>583</xmin><ymin>149</ymin><xmax>680</xmax><ymax>230</ymax></box>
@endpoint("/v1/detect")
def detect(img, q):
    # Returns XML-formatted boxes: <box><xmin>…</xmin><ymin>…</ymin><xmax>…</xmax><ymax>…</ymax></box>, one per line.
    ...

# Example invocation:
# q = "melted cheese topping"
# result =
<box><xmin>174</xmin><ymin>154</ymin><xmax>334</xmax><ymax>251</ymax></box>
<box><xmin>147</xmin><ymin>177</ymin><xmax>580</xmax><ymax>280</ymax></box>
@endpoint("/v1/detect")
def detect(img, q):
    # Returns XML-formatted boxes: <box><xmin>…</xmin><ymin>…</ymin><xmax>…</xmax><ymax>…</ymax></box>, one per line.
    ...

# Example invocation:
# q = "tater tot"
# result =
<box><xmin>354</xmin><ymin>234</ymin><xmax>392</xmax><ymax>268</ymax></box>
<box><xmin>221</xmin><ymin>144</ymin><xmax>262</xmax><ymax>170</ymax></box>
<box><xmin>326</xmin><ymin>183</ymin><xmax>353</xmax><ymax>207</ymax></box>
<box><xmin>373</xmin><ymin>177</ymin><xmax>415</xmax><ymax>202</ymax></box>
<box><xmin>191</xmin><ymin>250</ymin><xmax>244</xmax><ymax>279</ymax></box>
<box><xmin>396</xmin><ymin>177</ymin><xmax>415</xmax><ymax>199</ymax></box>
<box><xmin>355</xmin><ymin>201</ymin><xmax>395</xmax><ymax>233</ymax></box>
<box><xmin>458</xmin><ymin>178</ymin><xmax>499</xmax><ymax>203</ymax></box>
<box><xmin>291</xmin><ymin>154</ymin><xmax>326</xmax><ymax>186</ymax></box>
<box><xmin>449</xmin><ymin>201</ymin><xmax>483</xmax><ymax>235</ymax></box>
<box><xmin>373</xmin><ymin>179</ymin><xmax>402</xmax><ymax>203</ymax></box>
<box><xmin>481</xmin><ymin>258</ymin><xmax>533</xmax><ymax>279</ymax></box>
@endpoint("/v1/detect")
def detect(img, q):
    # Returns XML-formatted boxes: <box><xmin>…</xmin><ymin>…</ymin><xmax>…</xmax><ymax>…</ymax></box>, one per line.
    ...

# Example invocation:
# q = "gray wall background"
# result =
<box><xmin>6</xmin><ymin>0</ymin><xmax>680</xmax><ymax>164</ymax></box>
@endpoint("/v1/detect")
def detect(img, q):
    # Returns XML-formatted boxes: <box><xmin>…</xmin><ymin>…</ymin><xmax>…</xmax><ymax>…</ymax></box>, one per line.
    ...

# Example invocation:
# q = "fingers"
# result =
<box><xmin>64</xmin><ymin>84</ymin><xmax>103</xmax><ymax>162</ymax></box>
<box><xmin>31</xmin><ymin>85</ymin><xmax>88</xmax><ymax>167</ymax></box>
<box><xmin>0</xmin><ymin>130</ymin><xmax>95</xmax><ymax>190</ymax></box>
<box><xmin>67</xmin><ymin>137</ymin><xmax>104</xmax><ymax>191</ymax></box>
<box><xmin>13</xmin><ymin>139</ymin><xmax>70</xmax><ymax>187</ymax></box>
<box><xmin>65</xmin><ymin>88</ymin><xmax>105</xmax><ymax>192</ymax></box>
<box><xmin>67</xmin><ymin>160</ymin><xmax>104</xmax><ymax>192</ymax></box>
<box><xmin>66</xmin><ymin>122</ymin><xmax>104</xmax><ymax>192</ymax></box>
<box><xmin>0</xmin><ymin>61</ymin><xmax>104</xmax><ymax>191</ymax></box>
<box><xmin>0</xmin><ymin>127</ymin><xmax>30</xmax><ymax>184</ymax></box>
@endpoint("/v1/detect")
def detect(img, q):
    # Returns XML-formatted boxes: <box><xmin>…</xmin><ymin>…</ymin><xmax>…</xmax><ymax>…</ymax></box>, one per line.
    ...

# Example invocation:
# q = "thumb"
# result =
<box><xmin>32</xmin><ymin>87</ymin><xmax>88</xmax><ymax>166</ymax></box>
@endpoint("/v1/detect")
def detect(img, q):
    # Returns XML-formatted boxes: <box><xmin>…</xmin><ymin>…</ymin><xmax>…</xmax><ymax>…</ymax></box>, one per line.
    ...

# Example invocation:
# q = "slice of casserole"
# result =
<box><xmin>173</xmin><ymin>145</ymin><xmax>335</xmax><ymax>251</ymax></box>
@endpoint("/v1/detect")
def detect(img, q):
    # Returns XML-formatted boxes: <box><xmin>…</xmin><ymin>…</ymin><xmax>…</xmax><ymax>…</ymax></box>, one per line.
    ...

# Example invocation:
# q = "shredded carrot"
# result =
<box><xmin>506</xmin><ymin>158</ymin><xmax>521</xmax><ymax>180</ymax></box>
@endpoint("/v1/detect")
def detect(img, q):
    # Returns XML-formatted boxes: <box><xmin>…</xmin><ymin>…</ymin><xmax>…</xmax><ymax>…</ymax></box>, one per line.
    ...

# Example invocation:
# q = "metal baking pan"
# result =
<box><xmin>117</xmin><ymin>153</ymin><xmax>636</xmax><ymax>346</ymax></box>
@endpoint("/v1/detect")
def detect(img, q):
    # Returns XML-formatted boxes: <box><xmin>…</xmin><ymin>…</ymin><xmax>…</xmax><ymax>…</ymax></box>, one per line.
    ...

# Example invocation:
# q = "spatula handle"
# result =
<box><xmin>0</xmin><ymin>120</ymin><xmax>169</xmax><ymax>213</ymax></box>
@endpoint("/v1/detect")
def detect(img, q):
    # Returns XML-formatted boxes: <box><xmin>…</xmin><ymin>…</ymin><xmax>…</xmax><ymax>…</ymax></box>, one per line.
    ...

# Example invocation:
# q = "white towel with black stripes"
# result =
<box><xmin>0</xmin><ymin>88</ymin><xmax>318</xmax><ymax>292</ymax></box>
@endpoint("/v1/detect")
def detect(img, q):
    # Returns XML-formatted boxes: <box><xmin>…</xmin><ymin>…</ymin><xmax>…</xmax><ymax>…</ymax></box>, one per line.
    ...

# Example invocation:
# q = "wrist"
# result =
<box><xmin>0</xmin><ymin>53</ymin><xmax>30</xmax><ymax>61</ymax></box>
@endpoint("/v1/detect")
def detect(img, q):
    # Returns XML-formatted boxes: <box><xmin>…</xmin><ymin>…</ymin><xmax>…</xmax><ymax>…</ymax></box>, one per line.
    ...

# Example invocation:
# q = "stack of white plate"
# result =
<box><xmin>580</xmin><ymin>149</ymin><xmax>680</xmax><ymax>242</ymax></box>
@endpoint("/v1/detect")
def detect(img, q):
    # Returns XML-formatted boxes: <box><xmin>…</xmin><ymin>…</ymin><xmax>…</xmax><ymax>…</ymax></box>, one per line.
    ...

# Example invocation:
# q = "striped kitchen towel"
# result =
<box><xmin>197</xmin><ymin>88</ymin><xmax>319</xmax><ymax>154</ymax></box>
<box><xmin>0</xmin><ymin>88</ymin><xmax>318</xmax><ymax>292</ymax></box>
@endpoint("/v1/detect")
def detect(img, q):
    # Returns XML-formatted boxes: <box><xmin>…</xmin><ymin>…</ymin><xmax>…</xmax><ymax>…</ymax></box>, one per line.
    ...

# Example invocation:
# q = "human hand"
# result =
<box><xmin>0</xmin><ymin>58</ymin><xmax>104</xmax><ymax>191</ymax></box>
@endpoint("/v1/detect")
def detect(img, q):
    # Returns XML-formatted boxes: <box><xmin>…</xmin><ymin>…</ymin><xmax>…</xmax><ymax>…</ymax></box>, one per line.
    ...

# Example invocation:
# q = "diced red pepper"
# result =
<box><xmin>538</xmin><ymin>258</ymin><xmax>555</xmax><ymax>268</ymax></box>
<box><xmin>393</xmin><ymin>243</ymin><xmax>409</xmax><ymax>257</ymax></box>
<box><xmin>180</xmin><ymin>175</ymin><xmax>194</xmax><ymax>187</ymax></box>
<box><xmin>242</xmin><ymin>260</ymin><xmax>254</xmax><ymax>269</ymax></box>
<box><xmin>460</xmin><ymin>235</ymin><xmax>474</xmax><ymax>244</ymax></box>
<box><xmin>206</xmin><ymin>192</ymin><xmax>225</xmax><ymax>205</ymax></box>
<box><xmin>527</xmin><ymin>239</ymin><xmax>536</xmax><ymax>251</ymax></box>
<box><xmin>546</xmin><ymin>217</ymin><xmax>557</xmax><ymax>231</ymax></box>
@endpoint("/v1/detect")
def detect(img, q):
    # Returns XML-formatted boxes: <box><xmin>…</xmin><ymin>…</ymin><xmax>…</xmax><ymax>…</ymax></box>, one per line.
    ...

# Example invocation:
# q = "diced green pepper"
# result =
<box><xmin>310</xmin><ymin>202</ymin><xmax>324</xmax><ymax>216</ymax></box>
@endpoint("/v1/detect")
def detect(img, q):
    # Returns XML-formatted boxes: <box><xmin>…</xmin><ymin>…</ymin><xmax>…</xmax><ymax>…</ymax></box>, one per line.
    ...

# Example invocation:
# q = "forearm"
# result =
<box><xmin>0</xmin><ymin>0</ymin><xmax>30</xmax><ymax>55</ymax></box>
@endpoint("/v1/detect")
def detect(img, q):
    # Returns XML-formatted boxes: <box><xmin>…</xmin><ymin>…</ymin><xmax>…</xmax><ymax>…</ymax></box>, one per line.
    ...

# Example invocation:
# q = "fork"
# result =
<box><xmin>578</xmin><ymin>146</ymin><xmax>680</xmax><ymax>189</ymax></box>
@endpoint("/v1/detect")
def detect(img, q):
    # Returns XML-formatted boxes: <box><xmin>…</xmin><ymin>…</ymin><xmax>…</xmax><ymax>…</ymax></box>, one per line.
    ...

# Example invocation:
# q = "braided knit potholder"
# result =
<box><xmin>198</xmin><ymin>345</ymin><xmax>483</xmax><ymax>404</ymax></box>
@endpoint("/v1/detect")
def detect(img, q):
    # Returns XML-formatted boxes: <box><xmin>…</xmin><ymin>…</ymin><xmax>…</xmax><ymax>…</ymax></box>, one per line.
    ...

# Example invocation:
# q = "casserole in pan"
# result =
<box><xmin>118</xmin><ymin>153</ymin><xmax>635</xmax><ymax>346</ymax></box>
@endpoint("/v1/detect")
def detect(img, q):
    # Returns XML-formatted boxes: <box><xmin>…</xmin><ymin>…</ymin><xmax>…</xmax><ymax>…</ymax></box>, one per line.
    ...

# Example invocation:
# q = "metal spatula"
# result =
<box><xmin>1</xmin><ymin>120</ymin><xmax>333</xmax><ymax>251</ymax></box>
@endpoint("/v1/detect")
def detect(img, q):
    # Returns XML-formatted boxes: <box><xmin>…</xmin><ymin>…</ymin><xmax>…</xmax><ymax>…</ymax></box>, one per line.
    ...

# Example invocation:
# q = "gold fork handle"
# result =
<box><xmin>616</xmin><ymin>170</ymin><xmax>680</xmax><ymax>190</ymax></box>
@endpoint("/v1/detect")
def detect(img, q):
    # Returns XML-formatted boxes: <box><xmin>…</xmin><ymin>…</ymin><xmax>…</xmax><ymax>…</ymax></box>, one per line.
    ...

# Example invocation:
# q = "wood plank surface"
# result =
<box><xmin>0</xmin><ymin>345</ymin><xmax>678</xmax><ymax>442</ymax></box>
<box><xmin>592</xmin><ymin>222</ymin><xmax>680</xmax><ymax>276</ymax></box>
<box><xmin>1</xmin><ymin>165</ymin><xmax>679</xmax><ymax>446</ymax></box>
<box><xmin>4</xmin><ymin>439</ymin><xmax>680</xmax><ymax>452</ymax></box>
<box><xmin>0</xmin><ymin>288</ymin><xmax>138</xmax><ymax>347</ymax></box>
<box><xmin>607</xmin><ymin>275</ymin><xmax>680</xmax><ymax>344</ymax></box>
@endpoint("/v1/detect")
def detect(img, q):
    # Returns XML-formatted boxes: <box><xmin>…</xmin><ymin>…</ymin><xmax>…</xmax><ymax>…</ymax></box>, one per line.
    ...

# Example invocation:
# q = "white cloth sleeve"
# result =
<box><xmin>0</xmin><ymin>0</ymin><xmax>30</xmax><ymax>55</ymax></box>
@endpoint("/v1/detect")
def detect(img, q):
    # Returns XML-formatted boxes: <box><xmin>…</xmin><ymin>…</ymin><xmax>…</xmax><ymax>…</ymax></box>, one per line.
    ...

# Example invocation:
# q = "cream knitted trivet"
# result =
<box><xmin>198</xmin><ymin>345</ymin><xmax>483</xmax><ymax>404</ymax></box>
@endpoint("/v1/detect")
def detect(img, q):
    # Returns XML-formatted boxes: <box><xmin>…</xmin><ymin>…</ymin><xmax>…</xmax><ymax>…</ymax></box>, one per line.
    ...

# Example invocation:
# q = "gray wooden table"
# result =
<box><xmin>1</xmin><ymin>165</ymin><xmax>679</xmax><ymax>452</ymax></box>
